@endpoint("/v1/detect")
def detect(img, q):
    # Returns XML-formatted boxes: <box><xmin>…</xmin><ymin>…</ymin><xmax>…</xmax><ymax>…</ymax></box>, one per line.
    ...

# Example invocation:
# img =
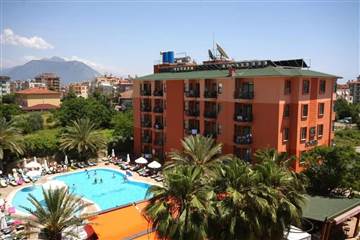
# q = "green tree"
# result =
<box><xmin>0</xmin><ymin>118</ymin><xmax>24</xmax><ymax>169</ymax></box>
<box><xmin>21</xmin><ymin>188</ymin><xmax>90</xmax><ymax>240</ymax></box>
<box><xmin>111</xmin><ymin>110</ymin><xmax>133</xmax><ymax>142</ymax></box>
<box><xmin>254</xmin><ymin>148</ymin><xmax>295</xmax><ymax>168</ymax></box>
<box><xmin>0</xmin><ymin>103</ymin><xmax>22</xmax><ymax>121</ymax></box>
<box><xmin>24</xmin><ymin>129</ymin><xmax>59</xmax><ymax>157</ymax></box>
<box><xmin>60</xmin><ymin>118</ymin><xmax>107</xmax><ymax>162</ymax></box>
<box><xmin>145</xmin><ymin>165</ymin><xmax>213</xmax><ymax>240</ymax></box>
<box><xmin>14</xmin><ymin>112</ymin><xmax>44</xmax><ymax>134</ymax></box>
<box><xmin>165</xmin><ymin>135</ymin><xmax>230</xmax><ymax>172</ymax></box>
<box><xmin>56</xmin><ymin>97</ymin><xmax>112</xmax><ymax>128</ymax></box>
<box><xmin>209</xmin><ymin>158</ymin><xmax>306</xmax><ymax>240</ymax></box>
<box><xmin>334</xmin><ymin>98</ymin><xmax>360</xmax><ymax>122</ymax></box>
<box><xmin>1</xmin><ymin>94</ymin><xmax>16</xmax><ymax>104</ymax></box>
<box><xmin>303</xmin><ymin>146</ymin><xmax>360</xmax><ymax>197</ymax></box>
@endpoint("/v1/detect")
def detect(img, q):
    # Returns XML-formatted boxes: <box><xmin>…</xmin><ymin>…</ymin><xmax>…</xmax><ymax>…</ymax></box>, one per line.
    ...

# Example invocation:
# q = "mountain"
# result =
<box><xmin>3</xmin><ymin>57</ymin><xmax>101</xmax><ymax>84</ymax></box>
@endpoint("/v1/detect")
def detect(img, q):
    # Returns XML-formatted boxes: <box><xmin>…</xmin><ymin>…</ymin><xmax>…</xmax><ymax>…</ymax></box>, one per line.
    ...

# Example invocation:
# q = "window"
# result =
<box><xmin>302</xmin><ymin>80</ymin><xmax>310</xmax><ymax>94</ymax></box>
<box><xmin>283</xmin><ymin>128</ymin><xmax>289</xmax><ymax>142</ymax></box>
<box><xmin>284</xmin><ymin>80</ymin><xmax>291</xmax><ymax>95</ymax></box>
<box><xmin>318</xmin><ymin>124</ymin><xmax>324</xmax><ymax>138</ymax></box>
<box><xmin>332</xmin><ymin>120</ymin><xmax>335</xmax><ymax>132</ymax></box>
<box><xmin>300</xmin><ymin>127</ymin><xmax>307</xmax><ymax>141</ymax></box>
<box><xmin>309</xmin><ymin>127</ymin><xmax>316</xmax><ymax>139</ymax></box>
<box><xmin>218</xmin><ymin>83</ymin><xmax>223</xmax><ymax>94</ymax></box>
<box><xmin>318</xmin><ymin>103</ymin><xmax>325</xmax><ymax>116</ymax></box>
<box><xmin>302</xmin><ymin>104</ymin><xmax>308</xmax><ymax>118</ymax></box>
<box><xmin>284</xmin><ymin>104</ymin><xmax>290</xmax><ymax>117</ymax></box>
<box><xmin>319</xmin><ymin>80</ymin><xmax>326</xmax><ymax>94</ymax></box>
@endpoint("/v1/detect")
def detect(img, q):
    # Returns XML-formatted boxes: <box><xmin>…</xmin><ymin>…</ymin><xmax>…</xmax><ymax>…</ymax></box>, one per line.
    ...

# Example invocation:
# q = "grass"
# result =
<box><xmin>334</xmin><ymin>128</ymin><xmax>360</xmax><ymax>147</ymax></box>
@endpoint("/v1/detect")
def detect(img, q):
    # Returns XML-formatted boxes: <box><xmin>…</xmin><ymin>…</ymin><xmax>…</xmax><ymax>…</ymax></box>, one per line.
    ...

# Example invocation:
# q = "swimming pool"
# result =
<box><xmin>11</xmin><ymin>168</ymin><xmax>151</xmax><ymax>213</ymax></box>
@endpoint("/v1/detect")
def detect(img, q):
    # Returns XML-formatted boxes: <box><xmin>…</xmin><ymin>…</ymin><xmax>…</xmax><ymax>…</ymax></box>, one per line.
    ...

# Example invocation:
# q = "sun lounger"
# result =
<box><xmin>155</xmin><ymin>176</ymin><xmax>164</xmax><ymax>182</ymax></box>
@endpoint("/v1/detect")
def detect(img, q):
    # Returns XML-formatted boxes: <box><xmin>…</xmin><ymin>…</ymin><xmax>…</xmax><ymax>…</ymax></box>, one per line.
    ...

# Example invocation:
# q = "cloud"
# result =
<box><xmin>63</xmin><ymin>56</ymin><xmax>120</xmax><ymax>74</ymax></box>
<box><xmin>0</xmin><ymin>28</ymin><xmax>54</xmax><ymax>50</ymax></box>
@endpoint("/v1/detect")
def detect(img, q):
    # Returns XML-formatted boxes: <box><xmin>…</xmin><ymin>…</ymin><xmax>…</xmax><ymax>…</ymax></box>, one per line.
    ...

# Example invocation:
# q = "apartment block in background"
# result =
<box><xmin>35</xmin><ymin>73</ymin><xmax>61</xmax><ymax>92</ymax></box>
<box><xmin>69</xmin><ymin>82</ymin><xmax>90</xmax><ymax>98</ymax></box>
<box><xmin>133</xmin><ymin>51</ymin><xmax>339</xmax><ymax>172</ymax></box>
<box><xmin>0</xmin><ymin>76</ymin><xmax>11</xmax><ymax>98</ymax></box>
<box><xmin>348</xmin><ymin>76</ymin><xmax>360</xmax><ymax>104</ymax></box>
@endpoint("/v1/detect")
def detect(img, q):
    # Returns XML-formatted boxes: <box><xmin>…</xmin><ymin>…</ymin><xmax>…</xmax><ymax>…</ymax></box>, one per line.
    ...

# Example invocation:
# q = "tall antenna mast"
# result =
<box><xmin>212</xmin><ymin>32</ymin><xmax>216</xmax><ymax>58</ymax></box>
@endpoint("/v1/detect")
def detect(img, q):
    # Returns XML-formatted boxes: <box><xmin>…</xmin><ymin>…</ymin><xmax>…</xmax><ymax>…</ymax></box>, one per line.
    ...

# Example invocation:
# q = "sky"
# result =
<box><xmin>0</xmin><ymin>0</ymin><xmax>359</xmax><ymax>82</ymax></box>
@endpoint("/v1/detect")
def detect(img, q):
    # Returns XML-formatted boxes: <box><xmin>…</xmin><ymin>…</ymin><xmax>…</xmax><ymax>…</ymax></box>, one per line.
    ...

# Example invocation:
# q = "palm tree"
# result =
<box><xmin>209</xmin><ymin>158</ymin><xmax>277</xmax><ymax>240</ymax></box>
<box><xmin>254</xmin><ymin>148</ymin><xmax>295</xmax><ymax>168</ymax></box>
<box><xmin>253</xmin><ymin>160</ymin><xmax>307</xmax><ymax>239</ymax></box>
<box><xmin>210</xmin><ymin>157</ymin><xmax>306</xmax><ymax>240</ymax></box>
<box><xmin>21</xmin><ymin>187</ymin><xmax>90</xmax><ymax>240</ymax></box>
<box><xmin>0</xmin><ymin>118</ymin><xmax>23</xmax><ymax>169</ymax></box>
<box><xmin>60</xmin><ymin>118</ymin><xmax>106</xmax><ymax>162</ymax></box>
<box><xmin>145</xmin><ymin>165</ymin><xmax>214</xmax><ymax>240</ymax></box>
<box><xmin>165</xmin><ymin>135</ymin><xmax>230</xmax><ymax>172</ymax></box>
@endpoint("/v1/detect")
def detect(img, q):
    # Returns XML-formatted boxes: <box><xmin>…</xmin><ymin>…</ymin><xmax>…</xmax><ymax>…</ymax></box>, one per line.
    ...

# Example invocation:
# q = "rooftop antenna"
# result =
<box><xmin>208</xmin><ymin>49</ymin><xmax>216</xmax><ymax>60</ymax></box>
<box><xmin>212</xmin><ymin>33</ymin><xmax>216</xmax><ymax>59</ymax></box>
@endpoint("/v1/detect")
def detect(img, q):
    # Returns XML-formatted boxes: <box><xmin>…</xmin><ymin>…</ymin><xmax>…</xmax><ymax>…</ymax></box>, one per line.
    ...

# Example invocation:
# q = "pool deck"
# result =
<box><xmin>0</xmin><ymin>162</ymin><xmax>161</xmax><ymax>215</ymax></box>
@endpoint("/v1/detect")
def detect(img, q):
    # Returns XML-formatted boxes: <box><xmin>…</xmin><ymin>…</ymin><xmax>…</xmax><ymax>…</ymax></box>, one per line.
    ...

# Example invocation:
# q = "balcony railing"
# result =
<box><xmin>185</xmin><ymin>89</ymin><xmax>200</xmax><ymax>98</ymax></box>
<box><xmin>140</xmin><ymin>89</ymin><xmax>151</xmax><ymax>96</ymax></box>
<box><xmin>154</xmin><ymin>122</ymin><xmax>164</xmax><ymax>130</ymax></box>
<box><xmin>141</xmin><ymin>121</ymin><xmax>152</xmax><ymax>128</ymax></box>
<box><xmin>141</xmin><ymin>105</ymin><xmax>151</xmax><ymax>112</ymax></box>
<box><xmin>234</xmin><ymin>91</ymin><xmax>254</xmax><ymax>99</ymax></box>
<box><xmin>234</xmin><ymin>135</ymin><xmax>252</xmax><ymax>145</ymax></box>
<box><xmin>234</xmin><ymin>114</ymin><xmax>253</xmax><ymax>122</ymax></box>
<box><xmin>185</xmin><ymin>109</ymin><xmax>200</xmax><ymax>117</ymax></box>
<box><xmin>153</xmin><ymin>106</ymin><xmax>164</xmax><ymax>113</ymax></box>
<box><xmin>204</xmin><ymin>111</ymin><xmax>217</xmax><ymax>119</ymax></box>
<box><xmin>204</xmin><ymin>90</ymin><xmax>218</xmax><ymax>98</ymax></box>
<box><xmin>153</xmin><ymin>89</ymin><xmax>164</xmax><ymax>96</ymax></box>
<box><xmin>141</xmin><ymin>136</ymin><xmax>152</xmax><ymax>144</ymax></box>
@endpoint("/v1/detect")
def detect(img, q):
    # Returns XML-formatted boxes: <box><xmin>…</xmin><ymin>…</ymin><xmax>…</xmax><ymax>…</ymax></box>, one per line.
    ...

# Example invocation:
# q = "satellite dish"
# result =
<box><xmin>216</xmin><ymin>43</ymin><xmax>230</xmax><ymax>59</ymax></box>
<box><xmin>208</xmin><ymin>49</ymin><xmax>216</xmax><ymax>60</ymax></box>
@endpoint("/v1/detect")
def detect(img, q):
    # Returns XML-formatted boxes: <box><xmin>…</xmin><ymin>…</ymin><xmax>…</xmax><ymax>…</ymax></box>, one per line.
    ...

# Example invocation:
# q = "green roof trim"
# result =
<box><xmin>302</xmin><ymin>195</ymin><xmax>360</xmax><ymax>222</ymax></box>
<box><xmin>136</xmin><ymin>66</ymin><xmax>340</xmax><ymax>81</ymax></box>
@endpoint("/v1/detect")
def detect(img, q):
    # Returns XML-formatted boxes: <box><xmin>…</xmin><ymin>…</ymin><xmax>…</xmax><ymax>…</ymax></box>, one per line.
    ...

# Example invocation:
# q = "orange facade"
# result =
<box><xmin>134</xmin><ymin>75</ymin><xmax>336</xmax><ymax>171</ymax></box>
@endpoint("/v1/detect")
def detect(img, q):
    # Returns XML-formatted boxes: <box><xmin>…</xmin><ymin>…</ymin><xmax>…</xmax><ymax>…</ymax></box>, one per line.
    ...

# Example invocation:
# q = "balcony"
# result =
<box><xmin>234</xmin><ymin>135</ymin><xmax>252</xmax><ymax>145</ymax></box>
<box><xmin>153</xmin><ymin>106</ymin><xmax>164</xmax><ymax>113</ymax></box>
<box><xmin>140</xmin><ymin>89</ymin><xmax>151</xmax><ymax>96</ymax></box>
<box><xmin>154</xmin><ymin>122</ymin><xmax>164</xmax><ymax>130</ymax></box>
<box><xmin>141</xmin><ymin>105</ymin><xmax>151</xmax><ymax>112</ymax></box>
<box><xmin>204</xmin><ymin>110</ymin><xmax>217</xmax><ymax>119</ymax></box>
<box><xmin>204</xmin><ymin>90</ymin><xmax>218</xmax><ymax>98</ymax></box>
<box><xmin>141</xmin><ymin>121</ymin><xmax>152</xmax><ymax>128</ymax></box>
<box><xmin>185</xmin><ymin>109</ymin><xmax>200</xmax><ymax>117</ymax></box>
<box><xmin>185</xmin><ymin>89</ymin><xmax>200</xmax><ymax>98</ymax></box>
<box><xmin>234</xmin><ymin>114</ymin><xmax>253</xmax><ymax>122</ymax></box>
<box><xmin>234</xmin><ymin>91</ymin><xmax>254</xmax><ymax>99</ymax></box>
<box><xmin>153</xmin><ymin>89</ymin><xmax>163</xmax><ymax>97</ymax></box>
<box><xmin>141</xmin><ymin>135</ymin><xmax>152</xmax><ymax>144</ymax></box>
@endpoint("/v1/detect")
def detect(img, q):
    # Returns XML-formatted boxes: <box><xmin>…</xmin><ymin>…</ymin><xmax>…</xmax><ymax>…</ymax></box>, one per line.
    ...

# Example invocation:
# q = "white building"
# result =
<box><xmin>336</xmin><ymin>83</ymin><xmax>353</xmax><ymax>103</ymax></box>
<box><xmin>0</xmin><ymin>76</ymin><xmax>11</xmax><ymax>98</ymax></box>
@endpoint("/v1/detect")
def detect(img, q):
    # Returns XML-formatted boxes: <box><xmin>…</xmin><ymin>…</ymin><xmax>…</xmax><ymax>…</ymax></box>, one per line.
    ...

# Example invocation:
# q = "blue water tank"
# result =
<box><xmin>162</xmin><ymin>52</ymin><xmax>169</xmax><ymax>63</ymax></box>
<box><xmin>167</xmin><ymin>51</ymin><xmax>175</xmax><ymax>63</ymax></box>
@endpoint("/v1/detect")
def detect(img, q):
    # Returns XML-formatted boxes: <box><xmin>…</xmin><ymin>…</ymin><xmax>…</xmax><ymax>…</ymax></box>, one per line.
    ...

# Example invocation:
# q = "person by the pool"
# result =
<box><xmin>112</xmin><ymin>173</ymin><xmax>116</xmax><ymax>179</ymax></box>
<box><xmin>94</xmin><ymin>170</ymin><xmax>97</xmax><ymax>175</ymax></box>
<box><xmin>100</xmin><ymin>178</ymin><xmax>103</xmax><ymax>183</ymax></box>
<box><xmin>93</xmin><ymin>177</ymin><xmax>97</xmax><ymax>184</ymax></box>
<box><xmin>123</xmin><ymin>175</ymin><xmax>128</xmax><ymax>183</ymax></box>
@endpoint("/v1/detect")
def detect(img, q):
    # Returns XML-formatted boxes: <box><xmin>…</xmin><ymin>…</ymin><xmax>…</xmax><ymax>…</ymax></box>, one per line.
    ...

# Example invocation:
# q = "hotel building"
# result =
<box><xmin>133</xmin><ymin>54</ymin><xmax>339</xmax><ymax>171</ymax></box>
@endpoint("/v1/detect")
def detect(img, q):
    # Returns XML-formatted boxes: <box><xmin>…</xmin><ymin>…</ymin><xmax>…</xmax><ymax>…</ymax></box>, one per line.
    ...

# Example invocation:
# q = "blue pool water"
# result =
<box><xmin>11</xmin><ymin>168</ymin><xmax>151</xmax><ymax>212</ymax></box>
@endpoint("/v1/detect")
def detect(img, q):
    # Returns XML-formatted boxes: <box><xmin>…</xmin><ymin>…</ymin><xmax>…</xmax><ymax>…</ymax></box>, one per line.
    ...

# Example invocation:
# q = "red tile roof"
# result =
<box><xmin>120</xmin><ymin>90</ymin><xmax>133</xmax><ymax>99</ymax></box>
<box><xmin>16</xmin><ymin>87</ymin><xmax>60</xmax><ymax>95</ymax></box>
<box><xmin>22</xmin><ymin>104</ymin><xmax>59</xmax><ymax>111</ymax></box>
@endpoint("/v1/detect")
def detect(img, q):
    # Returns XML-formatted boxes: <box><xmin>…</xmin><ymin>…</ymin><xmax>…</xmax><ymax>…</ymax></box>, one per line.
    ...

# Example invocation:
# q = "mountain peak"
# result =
<box><xmin>46</xmin><ymin>56</ymin><xmax>66</xmax><ymax>62</ymax></box>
